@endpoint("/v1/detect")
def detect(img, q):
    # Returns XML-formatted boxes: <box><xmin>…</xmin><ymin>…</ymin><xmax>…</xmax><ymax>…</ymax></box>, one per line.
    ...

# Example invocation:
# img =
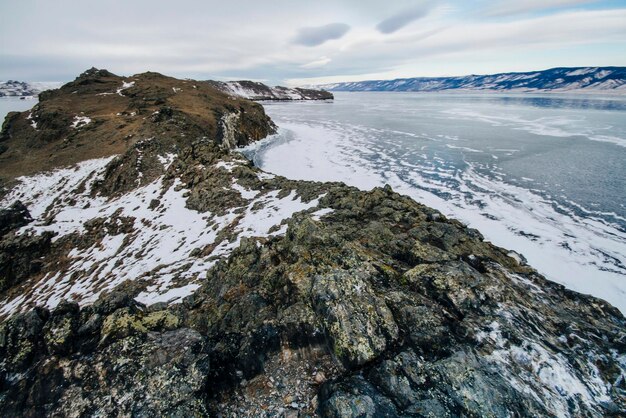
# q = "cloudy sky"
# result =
<box><xmin>1</xmin><ymin>0</ymin><xmax>625</xmax><ymax>85</ymax></box>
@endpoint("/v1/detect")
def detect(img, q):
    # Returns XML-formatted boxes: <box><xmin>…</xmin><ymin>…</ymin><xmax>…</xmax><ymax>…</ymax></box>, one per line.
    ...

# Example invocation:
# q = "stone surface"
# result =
<box><xmin>0</xmin><ymin>200</ymin><xmax>31</xmax><ymax>237</ymax></box>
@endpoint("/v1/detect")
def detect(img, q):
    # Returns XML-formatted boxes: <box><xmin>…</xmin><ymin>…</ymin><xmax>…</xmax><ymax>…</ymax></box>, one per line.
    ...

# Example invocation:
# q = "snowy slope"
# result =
<box><xmin>207</xmin><ymin>80</ymin><xmax>333</xmax><ymax>100</ymax></box>
<box><xmin>0</xmin><ymin>80</ymin><xmax>63</xmax><ymax>97</ymax></box>
<box><xmin>0</xmin><ymin>153</ymin><xmax>327</xmax><ymax>315</ymax></box>
<box><xmin>320</xmin><ymin>67</ymin><xmax>626</xmax><ymax>94</ymax></box>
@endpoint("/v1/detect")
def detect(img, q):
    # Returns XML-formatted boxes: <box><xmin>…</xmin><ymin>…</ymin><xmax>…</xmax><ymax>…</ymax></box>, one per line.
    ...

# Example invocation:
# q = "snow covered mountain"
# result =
<box><xmin>0</xmin><ymin>80</ymin><xmax>62</xmax><ymax>97</ymax></box>
<box><xmin>319</xmin><ymin>67</ymin><xmax>626</xmax><ymax>94</ymax></box>
<box><xmin>206</xmin><ymin>80</ymin><xmax>333</xmax><ymax>100</ymax></box>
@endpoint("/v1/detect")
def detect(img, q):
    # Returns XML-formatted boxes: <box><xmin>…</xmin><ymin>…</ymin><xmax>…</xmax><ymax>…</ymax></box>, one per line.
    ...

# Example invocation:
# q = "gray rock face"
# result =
<box><xmin>0</xmin><ymin>230</ymin><xmax>51</xmax><ymax>292</ymax></box>
<box><xmin>0</xmin><ymin>70</ymin><xmax>624</xmax><ymax>417</ymax></box>
<box><xmin>0</xmin><ymin>200</ymin><xmax>31</xmax><ymax>237</ymax></box>
<box><xmin>312</xmin><ymin>270</ymin><xmax>399</xmax><ymax>368</ymax></box>
<box><xmin>1</xmin><ymin>296</ymin><xmax>209</xmax><ymax>417</ymax></box>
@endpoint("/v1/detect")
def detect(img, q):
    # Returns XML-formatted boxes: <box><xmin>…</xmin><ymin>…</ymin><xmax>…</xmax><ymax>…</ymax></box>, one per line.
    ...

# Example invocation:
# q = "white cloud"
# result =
<box><xmin>376</xmin><ymin>2</ymin><xmax>436</xmax><ymax>33</ymax></box>
<box><xmin>486</xmin><ymin>0</ymin><xmax>599</xmax><ymax>16</ymax></box>
<box><xmin>293</xmin><ymin>23</ymin><xmax>351</xmax><ymax>46</ymax></box>
<box><xmin>300</xmin><ymin>57</ymin><xmax>332</xmax><ymax>69</ymax></box>
<box><xmin>0</xmin><ymin>0</ymin><xmax>624</xmax><ymax>84</ymax></box>
<box><xmin>287</xmin><ymin>8</ymin><xmax>626</xmax><ymax>85</ymax></box>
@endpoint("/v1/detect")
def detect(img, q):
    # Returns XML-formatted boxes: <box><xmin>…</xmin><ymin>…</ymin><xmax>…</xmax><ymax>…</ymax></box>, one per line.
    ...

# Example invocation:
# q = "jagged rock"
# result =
<box><xmin>0</xmin><ymin>81</ymin><xmax>61</xmax><ymax>98</ymax></box>
<box><xmin>91</xmin><ymin>287</ymin><xmax>140</xmax><ymax>315</ymax></box>
<box><xmin>0</xmin><ymin>111</ymin><xmax>20</xmax><ymax>143</ymax></box>
<box><xmin>0</xmin><ymin>307</ymin><xmax>49</xmax><ymax>370</ymax></box>
<box><xmin>0</xmin><ymin>201</ymin><xmax>32</xmax><ymax>236</ymax></box>
<box><xmin>312</xmin><ymin>270</ymin><xmax>399</xmax><ymax>368</ymax></box>
<box><xmin>319</xmin><ymin>375</ymin><xmax>399</xmax><ymax>417</ymax></box>
<box><xmin>0</xmin><ymin>231</ymin><xmax>52</xmax><ymax>292</ymax></box>
<box><xmin>1</xmin><ymin>323</ymin><xmax>210</xmax><ymax>416</ymax></box>
<box><xmin>43</xmin><ymin>301</ymin><xmax>79</xmax><ymax>355</ymax></box>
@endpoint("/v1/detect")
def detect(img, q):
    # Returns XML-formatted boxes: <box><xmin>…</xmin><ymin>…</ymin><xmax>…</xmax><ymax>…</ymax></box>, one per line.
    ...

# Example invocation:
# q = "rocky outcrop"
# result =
<box><xmin>0</xmin><ymin>67</ymin><xmax>275</xmax><ymax>185</ymax></box>
<box><xmin>0</xmin><ymin>231</ymin><xmax>52</xmax><ymax>293</ymax></box>
<box><xmin>0</xmin><ymin>201</ymin><xmax>50</xmax><ymax>293</ymax></box>
<box><xmin>207</xmin><ymin>80</ymin><xmax>334</xmax><ymax>101</ymax></box>
<box><xmin>0</xmin><ymin>295</ymin><xmax>210</xmax><ymax>417</ymax></box>
<box><xmin>0</xmin><ymin>69</ymin><xmax>624</xmax><ymax>417</ymax></box>
<box><xmin>0</xmin><ymin>201</ymin><xmax>31</xmax><ymax>237</ymax></box>
<box><xmin>0</xmin><ymin>80</ymin><xmax>36</xmax><ymax>97</ymax></box>
<box><xmin>0</xmin><ymin>80</ymin><xmax>61</xmax><ymax>97</ymax></box>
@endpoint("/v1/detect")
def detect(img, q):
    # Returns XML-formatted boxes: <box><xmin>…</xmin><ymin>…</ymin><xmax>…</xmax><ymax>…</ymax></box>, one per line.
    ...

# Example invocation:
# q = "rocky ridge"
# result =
<box><xmin>0</xmin><ymin>68</ymin><xmax>624</xmax><ymax>417</ymax></box>
<box><xmin>207</xmin><ymin>80</ymin><xmax>334</xmax><ymax>101</ymax></box>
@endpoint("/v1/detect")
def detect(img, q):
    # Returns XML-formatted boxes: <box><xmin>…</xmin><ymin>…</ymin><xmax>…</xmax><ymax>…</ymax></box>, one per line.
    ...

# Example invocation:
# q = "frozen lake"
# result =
<box><xmin>244</xmin><ymin>92</ymin><xmax>626</xmax><ymax>313</ymax></box>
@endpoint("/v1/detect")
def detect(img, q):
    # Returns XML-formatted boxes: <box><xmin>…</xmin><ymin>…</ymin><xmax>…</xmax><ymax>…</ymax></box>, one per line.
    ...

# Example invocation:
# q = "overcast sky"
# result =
<box><xmin>1</xmin><ymin>0</ymin><xmax>625</xmax><ymax>85</ymax></box>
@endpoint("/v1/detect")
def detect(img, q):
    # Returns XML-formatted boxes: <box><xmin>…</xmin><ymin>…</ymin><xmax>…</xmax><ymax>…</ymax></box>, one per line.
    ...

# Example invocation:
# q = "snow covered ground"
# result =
<box><xmin>0</xmin><ymin>154</ymin><xmax>327</xmax><ymax>315</ymax></box>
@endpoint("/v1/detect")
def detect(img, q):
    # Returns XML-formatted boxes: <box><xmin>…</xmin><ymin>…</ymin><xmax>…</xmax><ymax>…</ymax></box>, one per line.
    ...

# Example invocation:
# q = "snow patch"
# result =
<box><xmin>116</xmin><ymin>81</ymin><xmax>135</xmax><ymax>96</ymax></box>
<box><xmin>566</xmin><ymin>68</ymin><xmax>596</xmax><ymax>77</ymax></box>
<box><xmin>231</xmin><ymin>179</ymin><xmax>259</xmax><ymax>200</ymax></box>
<box><xmin>483</xmin><ymin>323</ymin><xmax>611</xmax><ymax>417</ymax></box>
<box><xmin>257</xmin><ymin>171</ymin><xmax>276</xmax><ymax>180</ymax></box>
<box><xmin>71</xmin><ymin>115</ymin><xmax>91</xmax><ymax>128</ymax></box>
<box><xmin>0</xmin><ymin>156</ymin><xmax>116</xmax><ymax>221</ymax></box>
<box><xmin>311</xmin><ymin>207</ymin><xmax>334</xmax><ymax>221</ymax></box>
<box><xmin>26</xmin><ymin>112</ymin><xmax>37</xmax><ymax>130</ymax></box>
<box><xmin>157</xmin><ymin>153</ymin><xmax>176</xmax><ymax>170</ymax></box>
<box><xmin>215</xmin><ymin>159</ymin><xmax>247</xmax><ymax>172</ymax></box>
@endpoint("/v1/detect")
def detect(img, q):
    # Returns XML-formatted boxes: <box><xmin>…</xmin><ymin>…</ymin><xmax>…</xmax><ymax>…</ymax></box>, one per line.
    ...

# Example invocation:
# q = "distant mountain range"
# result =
<box><xmin>318</xmin><ymin>67</ymin><xmax>626</xmax><ymax>94</ymax></box>
<box><xmin>6</xmin><ymin>67</ymin><xmax>624</xmax><ymax>99</ymax></box>
<box><xmin>0</xmin><ymin>80</ymin><xmax>62</xmax><ymax>97</ymax></box>
<box><xmin>206</xmin><ymin>80</ymin><xmax>333</xmax><ymax>101</ymax></box>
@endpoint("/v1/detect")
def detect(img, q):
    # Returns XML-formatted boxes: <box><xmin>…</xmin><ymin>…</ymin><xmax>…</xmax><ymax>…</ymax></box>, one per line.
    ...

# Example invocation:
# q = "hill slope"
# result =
<box><xmin>207</xmin><ymin>80</ymin><xmax>334</xmax><ymax>101</ymax></box>
<box><xmin>320</xmin><ymin>67</ymin><xmax>626</xmax><ymax>94</ymax></box>
<box><xmin>0</xmin><ymin>68</ymin><xmax>273</xmax><ymax>184</ymax></box>
<box><xmin>0</xmin><ymin>68</ymin><xmax>624</xmax><ymax>417</ymax></box>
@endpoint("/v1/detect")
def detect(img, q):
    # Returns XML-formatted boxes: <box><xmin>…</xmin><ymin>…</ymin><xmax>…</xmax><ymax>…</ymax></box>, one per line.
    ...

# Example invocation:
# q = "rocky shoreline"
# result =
<box><xmin>0</xmin><ymin>69</ymin><xmax>624</xmax><ymax>417</ymax></box>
